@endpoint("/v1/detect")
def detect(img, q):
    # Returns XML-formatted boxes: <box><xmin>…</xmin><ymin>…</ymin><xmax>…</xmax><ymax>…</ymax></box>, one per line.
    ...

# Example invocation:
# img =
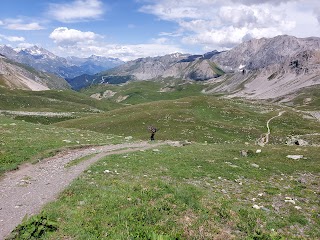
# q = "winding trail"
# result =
<box><xmin>265</xmin><ymin>111</ymin><xmax>286</xmax><ymax>144</ymax></box>
<box><xmin>257</xmin><ymin>111</ymin><xmax>286</xmax><ymax>146</ymax></box>
<box><xmin>0</xmin><ymin>141</ymin><xmax>174</xmax><ymax>239</ymax></box>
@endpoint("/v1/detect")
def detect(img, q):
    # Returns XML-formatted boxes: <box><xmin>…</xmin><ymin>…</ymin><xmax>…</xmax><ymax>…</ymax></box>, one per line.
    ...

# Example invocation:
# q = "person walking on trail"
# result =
<box><xmin>148</xmin><ymin>126</ymin><xmax>158</xmax><ymax>141</ymax></box>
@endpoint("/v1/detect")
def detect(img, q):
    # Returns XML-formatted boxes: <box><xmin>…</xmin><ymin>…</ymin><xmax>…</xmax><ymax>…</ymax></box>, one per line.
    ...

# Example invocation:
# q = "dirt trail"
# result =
<box><xmin>265</xmin><ymin>111</ymin><xmax>286</xmax><ymax>144</ymax></box>
<box><xmin>0</xmin><ymin>141</ymin><xmax>171</xmax><ymax>239</ymax></box>
<box><xmin>257</xmin><ymin>111</ymin><xmax>285</xmax><ymax>146</ymax></box>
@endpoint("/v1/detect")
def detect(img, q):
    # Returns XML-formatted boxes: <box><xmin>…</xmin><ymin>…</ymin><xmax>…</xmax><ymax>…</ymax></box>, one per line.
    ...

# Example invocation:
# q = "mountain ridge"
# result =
<box><xmin>0</xmin><ymin>55</ymin><xmax>70</xmax><ymax>91</ymax></box>
<box><xmin>0</xmin><ymin>45</ymin><xmax>124</xmax><ymax>79</ymax></box>
<box><xmin>73</xmin><ymin>35</ymin><xmax>320</xmax><ymax>100</ymax></box>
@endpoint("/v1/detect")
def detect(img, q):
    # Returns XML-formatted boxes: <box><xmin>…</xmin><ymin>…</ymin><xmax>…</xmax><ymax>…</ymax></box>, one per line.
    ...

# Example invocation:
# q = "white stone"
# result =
<box><xmin>285</xmin><ymin>199</ymin><xmax>296</xmax><ymax>204</ymax></box>
<box><xmin>253</xmin><ymin>205</ymin><xmax>263</xmax><ymax>209</ymax></box>
<box><xmin>251</xmin><ymin>163</ymin><xmax>259</xmax><ymax>168</ymax></box>
<box><xmin>286</xmin><ymin>155</ymin><xmax>304</xmax><ymax>160</ymax></box>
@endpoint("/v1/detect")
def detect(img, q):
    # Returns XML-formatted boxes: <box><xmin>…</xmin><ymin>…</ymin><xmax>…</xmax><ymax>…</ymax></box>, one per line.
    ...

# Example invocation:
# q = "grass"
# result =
<box><xmin>54</xmin><ymin>96</ymin><xmax>320</xmax><ymax>145</ymax></box>
<box><xmin>2</xmin><ymin>81</ymin><xmax>320</xmax><ymax>239</ymax></box>
<box><xmin>282</xmin><ymin>85</ymin><xmax>320</xmax><ymax>111</ymax></box>
<box><xmin>0</xmin><ymin>88</ymin><xmax>121</xmax><ymax>112</ymax></box>
<box><xmin>0</xmin><ymin>115</ymin><xmax>122</xmax><ymax>176</ymax></box>
<box><xmin>81</xmin><ymin>78</ymin><xmax>205</xmax><ymax>105</ymax></box>
<box><xmin>37</xmin><ymin>143</ymin><xmax>319</xmax><ymax>239</ymax></box>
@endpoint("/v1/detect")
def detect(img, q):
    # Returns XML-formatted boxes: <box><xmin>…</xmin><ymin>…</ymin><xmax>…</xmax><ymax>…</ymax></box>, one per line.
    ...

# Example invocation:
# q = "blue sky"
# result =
<box><xmin>1</xmin><ymin>0</ymin><xmax>320</xmax><ymax>61</ymax></box>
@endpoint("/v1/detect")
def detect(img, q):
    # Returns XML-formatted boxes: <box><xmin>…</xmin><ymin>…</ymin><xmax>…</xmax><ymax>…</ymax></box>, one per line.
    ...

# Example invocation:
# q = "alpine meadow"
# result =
<box><xmin>0</xmin><ymin>23</ymin><xmax>320</xmax><ymax>240</ymax></box>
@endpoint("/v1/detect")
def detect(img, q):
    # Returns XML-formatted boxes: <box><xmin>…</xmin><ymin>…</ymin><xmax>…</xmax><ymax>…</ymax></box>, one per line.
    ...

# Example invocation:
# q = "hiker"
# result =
<box><xmin>147</xmin><ymin>126</ymin><xmax>157</xmax><ymax>141</ymax></box>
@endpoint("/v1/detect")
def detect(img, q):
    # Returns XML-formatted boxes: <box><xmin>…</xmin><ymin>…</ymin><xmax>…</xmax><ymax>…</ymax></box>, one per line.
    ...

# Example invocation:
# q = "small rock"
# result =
<box><xmin>153</xmin><ymin>149</ymin><xmax>160</xmax><ymax>152</ymax></box>
<box><xmin>258</xmin><ymin>193</ymin><xmax>264</xmax><ymax>197</ymax></box>
<box><xmin>63</xmin><ymin>140</ymin><xmax>72</xmax><ymax>143</ymax></box>
<box><xmin>221</xmin><ymin>189</ymin><xmax>227</xmax><ymax>194</ymax></box>
<box><xmin>285</xmin><ymin>199</ymin><xmax>296</xmax><ymax>204</ymax></box>
<box><xmin>256</xmin><ymin>149</ymin><xmax>262</xmax><ymax>153</ymax></box>
<box><xmin>286</xmin><ymin>155</ymin><xmax>304</xmax><ymax>160</ymax></box>
<box><xmin>124</xmin><ymin>136</ymin><xmax>133</xmax><ymax>140</ymax></box>
<box><xmin>294</xmin><ymin>206</ymin><xmax>302</xmax><ymax>210</ymax></box>
<box><xmin>240</xmin><ymin>150</ymin><xmax>248</xmax><ymax>157</ymax></box>
<box><xmin>103</xmin><ymin>170</ymin><xmax>111</xmax><ymax>173</ymax></box>
<box><xmin>251</xmin><ymin>163</ymin><xmax>259</xmax><ymax>168</ymax></box>
<box><xmin>253</xmin><ymin>204</ymin><xmax>262</xmax><ymax>209</ymax></box>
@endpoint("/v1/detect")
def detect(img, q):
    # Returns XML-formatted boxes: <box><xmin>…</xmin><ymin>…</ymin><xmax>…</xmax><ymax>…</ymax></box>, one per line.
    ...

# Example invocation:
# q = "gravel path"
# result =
<box><xmin>0</xmin><ymin>141</ymin><xmax>170</xmax><ymax>239</ymax></box>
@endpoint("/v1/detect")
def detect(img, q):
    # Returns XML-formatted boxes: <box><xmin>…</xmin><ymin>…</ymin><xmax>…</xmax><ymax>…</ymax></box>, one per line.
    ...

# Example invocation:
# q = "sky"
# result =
<box><xmin>0</xmin><ymin>0</ymin><xmax>320</xmax><ymax>61</ymax></box>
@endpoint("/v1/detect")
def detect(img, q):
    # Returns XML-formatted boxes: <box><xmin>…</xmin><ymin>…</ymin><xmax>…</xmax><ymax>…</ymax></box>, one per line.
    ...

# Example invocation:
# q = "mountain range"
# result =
<box><xmin>0</xmin><ymin>45</ymin><xmax>124</xmax><ymax>79</ymax></box>
<box><xmin>1</xmin><ymin>35</ymin><xmax>320</xmax><ymax>100</ymax></box>
<box><xmin>72</xmin><ymin>35</ymin><xmax>320</xmax><ymax>100</ymax></box>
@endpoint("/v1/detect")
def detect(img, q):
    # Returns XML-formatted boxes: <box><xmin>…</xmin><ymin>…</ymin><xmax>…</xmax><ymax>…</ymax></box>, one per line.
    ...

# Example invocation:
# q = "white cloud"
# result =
<box><xmin>49</xmin><ymin>26</ymin><xmax>183</xmax><ymax>61</ymax></box>
<box><xmin>52</xmin><ymin>41</ymin><xmax>184</xmax><ymax>61</ymax></box>
<box><xmin>230</xmin><ymin>0</ymin><xmax>294</xmax><ymax>6</ymax></box>
<box><xmin>0</xmin><ymin>34</ymin><xmax>25</xmax><ymax>42</ymax></box>
<box><xmin>48</xmin><ymin>0</ymin><xmax>104</xmax><ymax>23</ymax></box>
<box><xmin>49</xmin><ymin>27</ymin><xmax>101</xmax><ymax>46</ymax></box>
<box><xmin>139</xmin><ymin>0</ymin><xmax>311</xmax><ymax>51</ymax></box>
<box><xmin>2</xmin><ymin>19</ymin><xmax>44</xmax><ymax>30</ymax></box>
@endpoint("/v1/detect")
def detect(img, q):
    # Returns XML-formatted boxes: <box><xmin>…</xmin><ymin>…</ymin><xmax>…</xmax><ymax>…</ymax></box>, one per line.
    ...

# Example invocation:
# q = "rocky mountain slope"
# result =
<box><xmin>204</xmin><ymin>35</ymin><xmax>320</xmax><ymax>99</ymax></box>
<box><xmin>0</xmin><ymin>45</ymin><xmax>124</xmax><ymax>79</ymax></box>
<box><xmin>67</xmin><ymin>51</ymin><xmax>224</xmax><ymax>89</ymax></box>
<box><xmin>0</xmin><ymin>55</ymin><xmax>70</xmax><ymax>91</ymax></box>
<box><xmin>79</xmin><ymin>35</ymin><xmax>320</xmax><ymax>100</ymax></box>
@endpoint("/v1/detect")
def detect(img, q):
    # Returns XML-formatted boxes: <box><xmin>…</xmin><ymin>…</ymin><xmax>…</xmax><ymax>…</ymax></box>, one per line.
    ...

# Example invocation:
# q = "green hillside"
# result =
<box><xmin>0</xmin><ymin>115</ymin><xmax>122</xmax><ymax>175</ymax></box>
<box><xmin>2</xmin><ymin>84</ymin><xmax>320</xmax><ymax>239</ymax></box>
<box><xmin>81</xmin><ymin>78</ymin><xmax>205</xmax><ymax>105</ymax></box>
<box><xmin>54</xmin><ymin>96</ymin><xmax>320</xmax><ymax>144</ymax></box>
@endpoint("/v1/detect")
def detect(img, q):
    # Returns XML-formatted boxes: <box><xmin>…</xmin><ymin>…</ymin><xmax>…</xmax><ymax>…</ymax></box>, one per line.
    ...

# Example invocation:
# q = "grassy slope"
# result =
<box><xmin>41</xmin><ymin>143</ymin><xmax>320</xmax><ymax>239</ymax></box>
<box><xmin>81</xmin><ymin>79</ymin><xmax>205</xmax><ymax>105</ymax></box>
<box><xmin>3</xmin><ymin>82</ymin><xmax>320</xmax><ymax>239</ymax></box>
<box><xmin>284</xmin><ymin>85</ymin><xmax>320</xmax><ymax>110</ymax></box>
<box><xmin>0</xmin><ymin>115</ymin><xmax>122</xmax><ymax>175</ymax></box>
<box><xmin>54</xmin><ymin>96</ymin><xmax>320</xmax><ymax>144</ymax></box>
<box><xmin>0</xmin><ymin>88</ymin><xmax>121</xmax><ymax>113</ymax></box>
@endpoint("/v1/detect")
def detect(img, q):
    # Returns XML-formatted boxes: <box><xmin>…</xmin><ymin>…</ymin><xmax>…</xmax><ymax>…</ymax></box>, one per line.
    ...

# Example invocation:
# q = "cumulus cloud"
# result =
<box><xmin>52</xmin><ymin>41</ymin><xmax>184</xmax><ymax>61</ymax></box>
<box><xmin>49</xmin><ymin>26</ymin><xmax>184</xmax><ymax>60</ymax></box>
<box><xmin>2</xmin><ymin>19</ymin><xmax>44</xmax><ymax>30</ymax></box>
<box><xmin>49</xmin><ymin>27</ymin><xmax>101</xmax><ymax>46</ymax></box>
<box><xmin>0</xmin><ymin>34</ymin><xmax>25</xmax><ymax>42</ymax></box>
<box><xmin>139</xmin><ymin>0</ymin><xmax>303</xmax><ymax>51</ymax></box>
<box><xmin>48</xmin><ymin>0</ymin><xmax>104</xmax><ymax>22</ymax></box>
<box><xmin>229</xmin><ymin>0</ymin><xmax>294</xmax><ymax>6</ymax></box>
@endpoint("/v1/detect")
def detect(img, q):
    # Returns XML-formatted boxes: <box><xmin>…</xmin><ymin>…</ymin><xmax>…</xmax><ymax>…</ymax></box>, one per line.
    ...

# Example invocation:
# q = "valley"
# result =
<box><xmin>0</xmin><ymin>35</ymin><xmax>319</xmax><ymax>239</ymax></box>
